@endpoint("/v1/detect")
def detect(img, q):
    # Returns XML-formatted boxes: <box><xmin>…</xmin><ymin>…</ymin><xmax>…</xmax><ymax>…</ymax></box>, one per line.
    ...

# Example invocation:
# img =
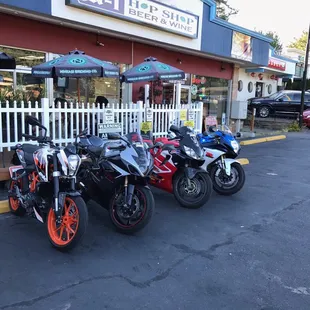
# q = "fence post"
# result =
<box><xmin>144</xmin><ymin>84</ymin><xmax>150</xmax><ymax>106</ymax></box>
<box><xmin>41</xmin><ymin>98</ymin><xmax>50</xmax><ymax>136</ymax></box>
<box><xmin>175</xmin><ymin>82</ymin><xmax>181</xmax><ymax>106</ymax></box>
<box><xmin>136</xmin><ymin>100</ymin><xmax>143</xmax><ymax>134</ymax></box>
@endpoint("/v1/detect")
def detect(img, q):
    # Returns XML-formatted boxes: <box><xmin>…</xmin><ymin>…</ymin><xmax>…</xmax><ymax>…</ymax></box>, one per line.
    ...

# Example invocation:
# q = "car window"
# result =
<box><xmin>305</xmin><ymin>94</ymin><xmax>310</xmax><ymax>102</ymax></box>
<box><xmin>280</xmin><ymin>94</ymin><xmax>291</xmax><ymax>102</ymax></box>
<box><xmin>292</xmin><ymin>93</ymin><xmax>301</xmax><ymax>101</ymax></box>
<box><xmin>269</xmin><ymin>91</ymin><xmax>283</xmax><ymax>99</ymax></box>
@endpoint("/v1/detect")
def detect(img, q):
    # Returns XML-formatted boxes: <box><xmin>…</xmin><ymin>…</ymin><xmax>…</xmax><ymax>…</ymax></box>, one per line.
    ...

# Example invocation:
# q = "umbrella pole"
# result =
<box><xmin>77</xmin><ymin>78</ymin><xmax>81</xmax><ymax>103</ymax></box>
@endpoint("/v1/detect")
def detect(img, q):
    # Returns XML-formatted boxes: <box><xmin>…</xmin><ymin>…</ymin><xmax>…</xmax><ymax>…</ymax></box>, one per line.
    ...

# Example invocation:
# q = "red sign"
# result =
<box><xmin>268</xmin><ymin>58</ymin><xmax>286</xmax><ymax>71</ymax></box>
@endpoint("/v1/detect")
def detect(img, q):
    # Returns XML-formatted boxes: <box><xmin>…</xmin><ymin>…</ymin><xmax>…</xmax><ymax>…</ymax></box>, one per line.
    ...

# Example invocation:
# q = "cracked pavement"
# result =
<box><xmin>1</xmin><ymin>132</ymin><xmax>310</xmax><ymax>309</ymax></box>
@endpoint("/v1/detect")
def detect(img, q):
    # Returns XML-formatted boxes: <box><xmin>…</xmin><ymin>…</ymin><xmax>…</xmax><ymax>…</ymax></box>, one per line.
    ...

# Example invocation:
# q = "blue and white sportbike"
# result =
<box><xmin>197</xmin><ymin>125</ymin><xmax>245</xmax><ymax>196</ymax></box>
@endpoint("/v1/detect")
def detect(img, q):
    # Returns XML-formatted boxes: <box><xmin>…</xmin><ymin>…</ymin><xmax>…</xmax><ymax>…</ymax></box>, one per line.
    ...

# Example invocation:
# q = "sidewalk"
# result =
<box><xmin>239</xmin><ymin>126</ymin><xmax>286</xmax><ymax>139</ymax></box>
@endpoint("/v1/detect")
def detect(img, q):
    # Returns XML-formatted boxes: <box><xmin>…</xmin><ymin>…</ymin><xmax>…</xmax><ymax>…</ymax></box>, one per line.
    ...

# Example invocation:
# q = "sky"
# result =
<box><xmin>226</xmin><ymin>0</ymin><xmax>310</xmax><ymax>48</ymax></box>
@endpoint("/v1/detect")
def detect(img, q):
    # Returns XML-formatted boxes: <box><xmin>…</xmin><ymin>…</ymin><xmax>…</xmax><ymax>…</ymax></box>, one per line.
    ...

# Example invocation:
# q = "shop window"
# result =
<box><xmin>238</xmin><ymin>80</ymin><xmax>243</xmax><ymax>92</ymax></box>
<box><xmin>191</xmin><ymin>75</ymin><xmax>229</xmax><ymax>122</ymax></box>
<box><xmin>0</xmin><ymin>46</ymin><xmax>47</xmax><ymax>101</ymax></box>
<box><xmin>267</xmin><ymin>84</ymin><xmax>272</xmax><ymax>95</ymax></box>
<box><xmin>248</xmin><ymin>82</ymin><xmax>253</xmax><ymax>93</ymax></box>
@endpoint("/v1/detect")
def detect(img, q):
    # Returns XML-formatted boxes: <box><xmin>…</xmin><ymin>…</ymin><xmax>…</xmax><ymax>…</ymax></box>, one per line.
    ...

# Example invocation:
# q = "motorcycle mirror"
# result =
<box><xmin>208</xmin><ymin>126</ymin><xmax>216</xmax><ymax>133</ymax></box>
<box><xmin>81</xmin><ymin>128</ymin><xmax>88</xmax><ymax>136</ymax></box>
<box><xmin>25</xmin><ymin>115</ymin><xmax>41</xmax><ymax>127</ymax></box>
<box><xmin>169</xmin><ymin>125</ymin><xmax>180</xmax><ymax>134</ymax></box>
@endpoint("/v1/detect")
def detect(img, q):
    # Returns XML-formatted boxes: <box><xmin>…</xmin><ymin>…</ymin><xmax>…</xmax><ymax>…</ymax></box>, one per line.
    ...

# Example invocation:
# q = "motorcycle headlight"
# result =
<box><xmin>68</xmin><ymin>154</ymin><xmax>80</xmax><ymax>176</ymax></box>
<box><xmin>184</xmin><ymin>146</ymin><xmax>199</xmax><ymax>160</ymax></box>
<box><xmin>231</xmin><ymin>141</ymin><xmax>240</xmax><ymax>154</ymax></box>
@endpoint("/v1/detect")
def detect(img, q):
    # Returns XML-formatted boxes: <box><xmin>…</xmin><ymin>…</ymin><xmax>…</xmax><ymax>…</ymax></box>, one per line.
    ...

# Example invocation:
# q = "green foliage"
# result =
<box><xmin>287</xmin><ymin>121</ymin><xmax>301</xmax><ymax>132</ymax></box>
<box><xmin>285</xmin><ymin>79</ymin><xmax>310</xmax><ymax>91</ymax></box>
<box><xmin>288</xmin><ymin>30</ymin><xmax>308</xmax><ymax>51</ymax></box>
<box><xmin>285</xmin><ymin>79</ymin><xmax>293</xmax><ymax>90</ymax></box>
<box><xmin>0</xmin><ymin>86</ymin><xmax>32</xmax><ymax>107</ymax></box>
<box><xmin>215</xmin><ymin>0</ymin><xmax>238</xmax><ymax>21</ymax></box>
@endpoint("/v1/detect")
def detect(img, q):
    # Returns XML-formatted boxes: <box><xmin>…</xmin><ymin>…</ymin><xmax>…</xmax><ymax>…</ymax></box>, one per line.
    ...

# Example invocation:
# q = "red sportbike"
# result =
<box><xmin>144</xmin><ymin>125</ymin><xmax>212</xmax><ymax>209</ymax></box>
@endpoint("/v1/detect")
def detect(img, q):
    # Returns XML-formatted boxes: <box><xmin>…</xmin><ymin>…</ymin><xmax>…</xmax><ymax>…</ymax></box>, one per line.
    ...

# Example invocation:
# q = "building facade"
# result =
<box><xmin>235</xmin><ymin>48</ymin><xmax>297</xmax><ymax>103</ymax></box>
<box><xmin>0</xmin><ymin>0</ymin><xmax>273</xmax><ymax>125</ymax></box>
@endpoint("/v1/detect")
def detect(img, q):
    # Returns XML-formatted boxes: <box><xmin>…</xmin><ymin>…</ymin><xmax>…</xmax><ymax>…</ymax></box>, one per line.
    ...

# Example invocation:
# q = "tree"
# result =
<box><xmin>258</xmin><ymin>30</ymin><xmax>283</xmax><ymax>55</ymax></box>
<box><xmin>216</xmin><ymin>0</ymin><xmax>238</xmax><ymax>21</ymax></box>
<box><xmin>288</xmin><ymin>30</ymin><xmax>308</xmax><ymax>51</ymax></box>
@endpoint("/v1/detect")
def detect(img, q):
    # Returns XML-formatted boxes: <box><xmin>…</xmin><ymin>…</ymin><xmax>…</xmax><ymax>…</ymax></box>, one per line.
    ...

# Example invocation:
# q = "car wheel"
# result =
<box><xmin>259</xmin><ymin>106</ymin><xmax>270</xmax><ymax>118</ymax></box>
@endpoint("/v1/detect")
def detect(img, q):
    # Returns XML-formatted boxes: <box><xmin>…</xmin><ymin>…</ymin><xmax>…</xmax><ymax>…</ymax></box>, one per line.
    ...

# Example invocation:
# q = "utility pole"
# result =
<box><xmin>299</xmin><ymin>24</ymin><xmax>310</xmax><ymax>128</ymax></box>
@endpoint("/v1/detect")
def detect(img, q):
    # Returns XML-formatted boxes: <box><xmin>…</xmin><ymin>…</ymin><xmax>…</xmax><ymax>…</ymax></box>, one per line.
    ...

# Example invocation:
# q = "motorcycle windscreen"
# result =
<box><xmin>179</xmin><ymin>127</ymin><xmax>204</xmax><ymax>158</ymax></box>
<box><xmin>123</xmin><ymin>132</ymin><xmax>151</xmax><ymax>175</ymax></box>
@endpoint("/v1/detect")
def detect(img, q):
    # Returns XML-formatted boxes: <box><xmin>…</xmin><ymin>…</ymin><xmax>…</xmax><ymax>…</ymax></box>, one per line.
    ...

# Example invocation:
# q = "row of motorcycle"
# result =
<box><xmin>8</xmin><ymin>115</ymin><xmax>245</xmax><ymax>251</ymax></box>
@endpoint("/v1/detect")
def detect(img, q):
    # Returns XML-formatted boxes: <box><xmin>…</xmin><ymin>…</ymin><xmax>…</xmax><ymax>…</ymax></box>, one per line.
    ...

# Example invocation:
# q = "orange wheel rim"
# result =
<box><xmin>47</xmin><ymin>197</ymin><xmax>79</xmax><ymax>246</ymax></box>
<box><xmin>9</xmin><ymin>181</ymin><xmax>19</xmax><ymax>211</ymax></box>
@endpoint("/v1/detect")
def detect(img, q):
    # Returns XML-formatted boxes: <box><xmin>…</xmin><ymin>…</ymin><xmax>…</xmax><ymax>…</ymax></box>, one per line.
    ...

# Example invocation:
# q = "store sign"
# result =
<box><xmin>145</xmin><ymin>108</ymin><xmax>153</xmax><ymax>122</ymax></box>
<box><xmin>268</xmin><ymin>57</ymin><xmax>286</xmax><ymax>71</ymax></box>
<box><xmin>66</xmin><ymin>0</ymin><xmax>199</xmax><ymax>38</ymax></box>
<box><xmin>104</xmin><ymin>108</ymin><xmax>114</xmax><ymax>124</ymax></box>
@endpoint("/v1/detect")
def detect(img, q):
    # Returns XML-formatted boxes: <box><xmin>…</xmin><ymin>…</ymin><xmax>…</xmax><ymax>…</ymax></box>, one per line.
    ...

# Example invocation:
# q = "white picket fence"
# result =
<box><xmin>0</xmin><ymin>99</ymin><xmax>203</xmax><ymax>151</ymax></box>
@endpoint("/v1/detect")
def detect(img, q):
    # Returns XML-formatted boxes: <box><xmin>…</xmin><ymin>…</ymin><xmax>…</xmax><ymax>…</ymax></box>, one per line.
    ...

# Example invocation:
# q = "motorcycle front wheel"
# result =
<box><xmin>109</xmin><ymin>185</ymin><xmax>154</xmax><ymax>234</ymax></box>
<box><xmin>173</xmin><ymin>171</ymin><xmax>212</xmax><ymax>209</ymax></box>
<box><xmin>210</xmin><ymin>162</ymin><xmax>245</xmax><ymax>196</ymax></box>
<box><xmin>47</xmin><ymin>196</ymin><xmax>88</xmax><ymax>251</ymax></box>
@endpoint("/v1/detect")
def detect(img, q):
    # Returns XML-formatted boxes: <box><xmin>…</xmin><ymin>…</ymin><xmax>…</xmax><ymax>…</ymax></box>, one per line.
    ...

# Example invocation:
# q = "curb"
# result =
<box><xmin>0</xmin><ymin>200</ymin><xmax>9</xmax><ymax>214</ymax></box>
<box><xmin>240</xmin><ymin>135</ymin><xmax>286</xmax><ymax>146</ymax></box>
<box><xmin>237</xmin><ymin>158</ymin><xmax>249</xmax><ymax>165</ymax></box>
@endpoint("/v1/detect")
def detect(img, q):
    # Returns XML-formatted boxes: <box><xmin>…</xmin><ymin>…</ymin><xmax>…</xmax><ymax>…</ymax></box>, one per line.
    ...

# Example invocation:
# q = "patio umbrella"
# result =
<box><xmin>0</xmin><ymin>52</ymin><xmax>16</xmax><ymax>69</ymax></box>
<box><xmin>32</xmin><ymin>49</ymin><xmax>120</xmax><ymax>101</ymax></box>
<box><xmin>121</xmin><ymin>56</ymin><xmax>185</xmax><ymax>83</ymax></box>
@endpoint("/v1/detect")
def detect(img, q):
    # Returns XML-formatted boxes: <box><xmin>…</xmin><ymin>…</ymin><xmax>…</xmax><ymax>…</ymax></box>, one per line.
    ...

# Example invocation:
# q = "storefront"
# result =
<box><xmin>235</xmin><ymin>48</ymin><xmax>297</xmax><ymax>103</ymax></box>
<box><xmin>0</xmin><ymin>0</ymin><xmax>272</xmax><ymax>125</ymax></box>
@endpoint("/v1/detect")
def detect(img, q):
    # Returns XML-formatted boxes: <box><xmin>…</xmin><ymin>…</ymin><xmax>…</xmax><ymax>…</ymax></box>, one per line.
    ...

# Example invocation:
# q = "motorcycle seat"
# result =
<box><xmin>22</xmin><ymin>144</ymin><xmax>40</xmax><ymax>165</ymax></box>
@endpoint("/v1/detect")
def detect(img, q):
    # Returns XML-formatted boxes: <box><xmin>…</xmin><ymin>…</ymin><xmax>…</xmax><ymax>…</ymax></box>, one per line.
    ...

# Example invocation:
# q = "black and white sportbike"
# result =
<box><xmin>76</xmin><ymin>132</ymin><xmax>155</xmax><ymax>234</ymax></box>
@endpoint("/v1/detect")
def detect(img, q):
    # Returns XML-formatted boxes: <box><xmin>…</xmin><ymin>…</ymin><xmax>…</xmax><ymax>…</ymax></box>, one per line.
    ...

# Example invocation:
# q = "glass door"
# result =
<box><xmin>180</xmin><ymin>85</ymin><xmax>191</xmax><ymax>104</ymax></box>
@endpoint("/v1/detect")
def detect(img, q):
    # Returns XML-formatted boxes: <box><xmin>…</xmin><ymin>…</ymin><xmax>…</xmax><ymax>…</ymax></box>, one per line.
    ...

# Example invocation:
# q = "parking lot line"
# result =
<box><xmin>240</xmin><ymin>135</ymin><xmax>286</xmax><ymax>146</ymax></box>
<box><xmin>237</xmin><ymin>158</ymin><xmax>250</xmax><ymax>165</ymax></box>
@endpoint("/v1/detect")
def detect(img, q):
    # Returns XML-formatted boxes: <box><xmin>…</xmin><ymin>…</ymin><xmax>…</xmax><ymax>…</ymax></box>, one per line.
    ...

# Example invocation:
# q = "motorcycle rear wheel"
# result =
<box><xmin>47</xmin><ymin>196</ymin><xmax>88</xmax><ymax>251</ymax></box>
<box><xmin>173</xmin><ymin>171</ymin><xmax>212</xmax><ymax>209</ymax></box>
<box><xmin>109</xmin><ymin>185</ymin><xmax>154</xmax><ymax>234</ymax></box>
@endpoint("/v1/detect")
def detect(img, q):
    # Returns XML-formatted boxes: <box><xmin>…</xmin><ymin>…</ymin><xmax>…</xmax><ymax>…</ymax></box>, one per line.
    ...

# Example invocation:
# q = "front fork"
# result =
<box><xmin>52</xmin><ymin>153</ymin><xmax>63</xmax><ymax>223</ymax></box>
<box><xmin>219</xmin><ymin>155</ymin><xmax>231</xmax><ymax>176</ymax></box>
<box><xmin>123</xmin><ymin>176</ymin><xmax>135</xmax><ymax>207</ymax></box>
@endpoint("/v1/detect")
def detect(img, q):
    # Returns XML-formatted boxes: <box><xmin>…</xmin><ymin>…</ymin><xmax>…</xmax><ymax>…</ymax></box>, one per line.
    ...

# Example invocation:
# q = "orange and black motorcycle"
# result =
<box><xmin>8</xmin><ymin>115</ymin><xmax>88</xmax><ymax>251</ymax></box>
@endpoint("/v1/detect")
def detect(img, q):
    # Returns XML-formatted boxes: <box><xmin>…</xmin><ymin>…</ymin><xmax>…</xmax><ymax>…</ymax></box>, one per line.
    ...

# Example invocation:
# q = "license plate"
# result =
<box><xmin>9</xmin><ymin>165</ymin><xmax>23</xmax><ymax>178</ymax></box>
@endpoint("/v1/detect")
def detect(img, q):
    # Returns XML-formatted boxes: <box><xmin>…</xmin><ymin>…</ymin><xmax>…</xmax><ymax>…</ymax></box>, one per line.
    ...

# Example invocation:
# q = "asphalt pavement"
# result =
<box><xmin>1</xmin><ymin>132</ymin><xmax>310</xmax><ymax>310</ymax></box>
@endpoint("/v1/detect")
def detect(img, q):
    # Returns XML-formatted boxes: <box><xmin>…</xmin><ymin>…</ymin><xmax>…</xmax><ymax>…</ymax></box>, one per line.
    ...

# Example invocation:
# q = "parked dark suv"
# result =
<box><xmin>248</xmin><ymin>90</ymin><xmax>310</xmax><ymax>118</ymax></box>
